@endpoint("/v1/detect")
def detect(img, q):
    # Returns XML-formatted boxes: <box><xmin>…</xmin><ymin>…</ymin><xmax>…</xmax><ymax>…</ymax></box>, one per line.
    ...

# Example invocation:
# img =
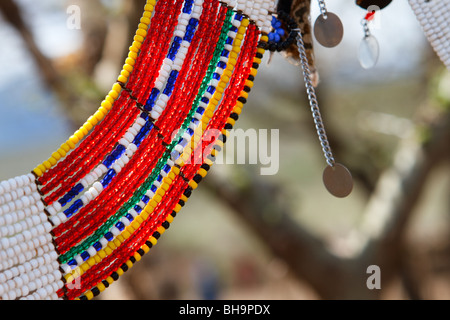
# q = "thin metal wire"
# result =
<box><xmin>318</xmin><ymin>0</ymin><xmax>328</xmax><ymax>19</ymax></box>
<box><xmin>361</xmin><ymin>19</ymin><xmax>371</xmax><ymax>38</ymax></box>
<box><xmin>295</xmin><ymin>28</ymin><xmax>335</xmax><ymax>167</ymax></box>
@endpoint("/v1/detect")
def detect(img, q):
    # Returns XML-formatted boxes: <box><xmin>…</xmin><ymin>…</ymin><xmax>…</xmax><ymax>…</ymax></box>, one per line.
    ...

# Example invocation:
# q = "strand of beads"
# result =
<box><xmin>74</xmin><ymin>17</ymin><xmax>265</xmax><ymax>301</ymax></box>
<box><xmin>0</xmin><ymin>175</ymin><xmax>63</xmax><ymax>300</ymax></box>
<box><xmin>408</xmin><ymin>0</ymin><xmax>450</xmax><ymax>69</ymax></box>
<box><xmin>57</xmin><ymin>0</ymin><xmax>225</xmax><ymax>289</ymax></box>
<box><xmin>63</xmin><ymin>5</ymin><xmax>258</xmax><ymax>300</ymax></box>
<box><xmin>46</xmin><ymin>0</ymin><xmax>202</xmax><ymax>230</ymax></box>
<box><xmin>49</xmin><ymin>0</ymin><xmax>190</xmax><ymax>248</ymax></box>
<box><xmin>58</xmin><ymin>5</ymin><xmax>236</xmax><ymax>269</ymax></box>
<box><xmin>51</xmin><ymin>0</ymin><xmax>218</xmax><ymax>257</ymax></box>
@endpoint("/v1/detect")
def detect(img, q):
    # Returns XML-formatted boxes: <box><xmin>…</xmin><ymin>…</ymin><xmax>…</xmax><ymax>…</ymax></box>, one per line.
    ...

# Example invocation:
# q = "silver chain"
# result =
<box><xmin>295</xmin><ymin>29</ymin><xmax>335</xmax><ymax>167</ymax></box>
<box><xmin>361</xmin><ymin>19</ymin><xmax>371</xmax><ymax>38</ymax></box>
<box><xmin>318</xmin><ymin>0</ymin><xmax>328</xmax><ymax>19</ymax></box>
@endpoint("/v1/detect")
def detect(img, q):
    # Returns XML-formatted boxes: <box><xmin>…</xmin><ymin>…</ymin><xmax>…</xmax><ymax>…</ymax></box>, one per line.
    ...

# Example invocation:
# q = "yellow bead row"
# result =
<box><xmin>32</xmin><ymin>0</ymin><xmax>156</xmax><ymax>178</ymax></box>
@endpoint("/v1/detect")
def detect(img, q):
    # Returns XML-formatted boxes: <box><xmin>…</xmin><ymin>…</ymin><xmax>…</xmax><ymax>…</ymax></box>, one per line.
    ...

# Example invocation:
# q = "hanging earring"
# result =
<box><xmin>358</xmin><ymin>10</ymin><xmax>379</xmax><ymax>69</ymax></box>
<box><xmin>313</xmin><ymin>0</ymin><xmax>344</xmax><ymax>48</ymax></box>
<box><xmin>355</xmin><ymin>0</ymin><xmax>393</xmax><ymax>69</ymax></box>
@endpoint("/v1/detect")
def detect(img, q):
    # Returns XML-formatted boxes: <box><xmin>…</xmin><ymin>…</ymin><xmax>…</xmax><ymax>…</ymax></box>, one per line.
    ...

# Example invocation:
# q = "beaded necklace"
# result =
<box><xmin>0</xmin><ymin>0</ymin><xmax>449</xmax><ymax>300</ymax></box>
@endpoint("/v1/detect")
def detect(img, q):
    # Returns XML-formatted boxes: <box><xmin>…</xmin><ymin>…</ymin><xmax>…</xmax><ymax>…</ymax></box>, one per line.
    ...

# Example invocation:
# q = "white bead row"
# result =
<box><xmin>0</xmin><ymin>253</ymin><xmax>62</xmax><ymax>300</ymax></box>
<box><xmin>409</xmin><ymin>0</ymin><xmax>450</xmax><ymax>69</ymax></box>
<box><xmin>225</xmin><ymin>0</ymin><xmax>275</xmax><ymax>34</ymax></box>
<box><xmin>0</xmin><ymin>231</ymin><xmax>52</xmax><ymax>268</ymax></box>
<box><xmin>0</xmin><ymin>210</ymin><xmax>49</xmax><ymax>239</ymax></box>
<box><xmin>0</xmin><ymin>175</ymin><xmax>36</xmax><ymax>207</ymax></box>
<box><xmin>0</xmin><ymin>239</ymin><xmax>55</xmax><ymax>272</ymax></box>
<box><xmin>0</xmin><ymin>174</ymin><xmax>63</xmax><ymax>300</ymax></box>
<box><xmin>0</xmin><ymin>190</ymin><xmax>42</xmax><ymax>221</ymax></box>
<box><xmin>0</xmin><ymin>174</ymin><xmax>35</xmax><ymax>196</ymax></box>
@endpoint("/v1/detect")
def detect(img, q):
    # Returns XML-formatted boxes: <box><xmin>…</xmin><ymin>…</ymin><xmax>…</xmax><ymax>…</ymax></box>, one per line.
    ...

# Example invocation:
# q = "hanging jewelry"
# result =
<box><xmin>358</xmin><ymin>10</ymin><xmax>380</xmax><ymax>69</ymax></box>
<box><xmin>296</xmin><ymin>26</ymin><xmax>353</xmax><ymax>198</ymax></box>
<box><xmin>356</xmin><ymin>0</ymin><xmax>393</xmax><ymax>69</ymax></box>
<box><xmin>265</xmin><ymin>7</ymin><xmax>353</xmax><ymax>197</ymax></box>
<box><xmin>313</xmin><ymin>0</ymin><xmax>344</xmax><ymax>48</ymax></box>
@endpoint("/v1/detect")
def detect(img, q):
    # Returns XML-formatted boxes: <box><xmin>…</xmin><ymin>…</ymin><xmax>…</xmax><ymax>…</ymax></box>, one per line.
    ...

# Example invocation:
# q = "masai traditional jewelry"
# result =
<box><xmin>0</xmin><ymin>0</ymin><xmax>449</xmax><ymax>300</ymax></box>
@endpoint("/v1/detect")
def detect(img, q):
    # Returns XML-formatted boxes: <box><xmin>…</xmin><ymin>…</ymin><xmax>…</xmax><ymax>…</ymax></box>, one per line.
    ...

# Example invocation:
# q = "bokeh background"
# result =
<box><xmin>0</xmin><ymin>0</ymin><xmax>449</xmax><ymax>299</ymax></box>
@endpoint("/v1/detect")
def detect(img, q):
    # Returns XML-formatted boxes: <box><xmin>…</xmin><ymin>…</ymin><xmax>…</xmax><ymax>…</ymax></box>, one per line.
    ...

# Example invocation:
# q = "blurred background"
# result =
<box><xmin>0</xmin><ymin>0</ymin><xmax>449</xmax><ymax>300</ymax></box>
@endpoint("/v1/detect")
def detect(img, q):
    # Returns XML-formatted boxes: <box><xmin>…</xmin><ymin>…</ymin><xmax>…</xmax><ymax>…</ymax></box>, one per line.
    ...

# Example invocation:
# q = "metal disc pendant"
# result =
<box><xmin>323</xmin><ymin>163</ymin><xmax>353</xmax><ymax>198</ymax></box>
<box><xmin>314</xmin><ymin>12</ymin><xmax>344</xmax><ymax>48</ymax></box>
<box><xmin>359</xmin><ymin>35</ymin><xmax>379</xmax><ymax>69</ymax></box>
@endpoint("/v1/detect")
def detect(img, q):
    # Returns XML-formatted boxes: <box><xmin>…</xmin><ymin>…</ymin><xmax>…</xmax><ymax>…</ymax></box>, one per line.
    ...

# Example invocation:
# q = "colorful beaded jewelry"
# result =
<box><xmin>1</xmin><ymin>0</ymin><xmax>449</xmax><ymax>300</ymax></box>
<box><xmin>0</xmin><ymin>0</ymin><xmax>272</xmax><ymax>300</ymax></box>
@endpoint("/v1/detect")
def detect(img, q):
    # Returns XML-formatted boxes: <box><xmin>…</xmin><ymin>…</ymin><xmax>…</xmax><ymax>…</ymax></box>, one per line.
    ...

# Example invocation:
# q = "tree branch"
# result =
<box><xmin>0</xmin><ymin>0</ymin><xmax>59</xmax><ymax>87</ymax></box>
<box><xmin>204</xmin><ymin>73</ymin><xmax>450</xmax><ymax>299</ymax></box>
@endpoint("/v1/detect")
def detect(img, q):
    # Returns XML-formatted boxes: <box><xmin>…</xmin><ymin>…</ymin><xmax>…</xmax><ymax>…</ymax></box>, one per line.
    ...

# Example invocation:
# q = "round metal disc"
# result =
<box><xmin>323</xmin><ymin>163</ymin><xmax>353</xmax><ymax>198</ymax></box>
<box><xmin>314</xmin><ymin>12</ymin><xmax>344</xmax><ymax>48</ymax></box>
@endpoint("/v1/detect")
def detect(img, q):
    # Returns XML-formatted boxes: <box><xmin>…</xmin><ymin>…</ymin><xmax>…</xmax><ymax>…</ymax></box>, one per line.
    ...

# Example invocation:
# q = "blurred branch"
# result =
<box><xmin>205</xmin><ymin>71</ymin><xmax>450</xmax><ymax>299</ymax></box>
<box><xmin>69</xmin><ymin>0</ymin><xmax>109</xmax><ymax>76</ymax></box>
<box><xmin>0</xmin><ymin>0</ymin><xmax>128</xmax><ymax>128</ymax></box>
<box><xmin>204</xmin><ymin>171</ymin><xmax>349</xmax><ymax>298</ymax></box>
<box><xmin>312</xmin><ymin>86</ymin><xmax>380</xmax><ymax>195</ymax></box>
<box><xmin>0</xmin><ymin>0</ymin><xmax>60</xmax><ymax>87</ymax></box>
<box><xmin>91</xmin><ymin>0</ymin><xmax>146</xmax><ymax>92</ymax></box>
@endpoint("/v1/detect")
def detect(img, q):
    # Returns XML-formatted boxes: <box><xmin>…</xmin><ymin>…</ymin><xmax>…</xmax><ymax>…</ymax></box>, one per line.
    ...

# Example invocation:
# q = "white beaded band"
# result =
<box><xmin>409</xmin><ymin>0</ymin><xmax>450</xmax><ymax>69</ymax></box>
<box><xmin>224</xmin><ymin>0</ymin><xmax>276</xmax><ymax>34</ymax></box>
<box><xmin>0</xmin><ymin>175</ymin><xmax>63</xmax><ymax>300</ymax></box>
